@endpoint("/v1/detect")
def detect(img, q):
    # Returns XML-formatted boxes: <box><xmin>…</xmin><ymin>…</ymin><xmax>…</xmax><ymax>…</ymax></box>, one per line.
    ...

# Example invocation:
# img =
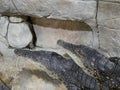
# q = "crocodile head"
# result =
<box><xmin>57</xmin><ymin>40</ymin><xmax>116</xmax><ymax>77</ymax></box>
<box><xmin>14</xmin><ymin>49</ymin><xmax>74</xmax><ymax>77</ymax></box>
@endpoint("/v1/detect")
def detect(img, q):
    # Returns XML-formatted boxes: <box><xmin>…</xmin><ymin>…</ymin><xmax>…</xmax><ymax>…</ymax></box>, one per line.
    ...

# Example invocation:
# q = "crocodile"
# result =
<box><xmin>14</xmin><ymin>49</ymin><xmax>103</xmax><ymax>90</ymax></box>
<box><xmin>57</xmin><ymin>40</ymin><xmax>120</xmax><ymax>89</ymax></box>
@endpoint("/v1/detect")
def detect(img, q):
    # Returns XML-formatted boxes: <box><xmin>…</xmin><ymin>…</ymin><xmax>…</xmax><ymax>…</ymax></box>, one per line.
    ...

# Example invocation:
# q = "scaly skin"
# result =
<box><xmin>14</xmin><ymin>49</ymin><xmax>100</xmax><ymax>90</ymax></box>
<box><xmin>57</xmin><ymin>40</ymin><xmax>120</xmax><ymax>76</ymax></box>
<box><xmin>57</xmin><ymin>40</ymin><xmax>120</xmax><ymax>89</ymax></box>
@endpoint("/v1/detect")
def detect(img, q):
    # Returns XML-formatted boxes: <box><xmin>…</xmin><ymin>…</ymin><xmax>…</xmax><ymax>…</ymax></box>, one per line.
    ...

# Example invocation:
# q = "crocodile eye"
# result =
<box><xmin>116</xmin><ymin>77</ymin><xmax>120</xmax><ymax>83</ymax></box>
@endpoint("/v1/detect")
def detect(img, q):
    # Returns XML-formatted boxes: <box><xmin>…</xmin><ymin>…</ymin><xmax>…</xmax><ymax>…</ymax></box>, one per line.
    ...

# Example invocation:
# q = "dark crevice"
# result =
<box><xmin>96</xmin><ymin>0</ymin><xmax>100</xmax><ymax>49</ymax></box>
<box><xmin>0</xmin><ymin>51</ymin><xmax>3</xmax><ymax>56</ymax></box>
<box><xmin>6</xmin><ymin>16</ymin><xmax>10</xmax><ymax>38</ymax></box>
<box><xmin>5</xmin><ymin>16</ymin><xmax>11</xmax><ymax>48</ymax></box>
<box><xmin>26</xmin><ymin>17</ymin><xmax>37</xmax><ymax>49</ymax></box>
<box><xmin>96</xmin><ymin>0</ymin><xmax>99</xmax><ymax>28</ymax></box>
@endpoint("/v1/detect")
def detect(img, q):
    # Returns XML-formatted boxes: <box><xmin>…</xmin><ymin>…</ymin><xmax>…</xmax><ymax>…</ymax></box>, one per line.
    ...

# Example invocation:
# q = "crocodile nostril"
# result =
<box><xmin>57</xmin><ymin>40</ymin><xmax>65</xmax><ymax>46</ymax></box>
<box><xmin>14</xmin><ymin>49</ymin><xmax>23</xmax><ymax>55</ymax></box>
<box><xmin>14</xmin><ymin>49</ymin><xmax>20</xmax><ymax>55</ymax></box>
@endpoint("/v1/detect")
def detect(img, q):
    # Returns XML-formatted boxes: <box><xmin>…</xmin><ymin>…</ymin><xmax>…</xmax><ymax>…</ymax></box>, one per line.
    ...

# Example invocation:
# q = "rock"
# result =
<box><xmin>97</xmin><ymin>1</ymin><xmax>120</xmax><ymax>56</ymax></box>
<box><xmin>9</xmin><ymin>16</ymin><xmax>27</xmax><ymax>23</ymax></box>
<box><xmin>7</xmin><ymin>23</ymin><xmax>32</xmax><ymax>48</ymax></box>
<box><xmin>0</xmin><ymin>16</ymin><xmax>9</xmax><ymax>37</ymax></box>
<box><xmin>98</xmin><ymin>1</ymin><xmax>120</xmax><ymax>29</ymax></box>
<box><xmin>35</xmin><ymin>27</ymin><xmax>93</xmax><ymax>48</ymax></box>
<box><xmin>33</xmin><ymin>18</ymin><xmax>93</xmax><ymax>48</ymax></box>
<box><xmin>0</xmin><ymin>35</ymin><xmax>8</xmax><ymax>52</ymax></box>
<box><xmin>0</xmin><ymin>0</ymin><xmax>96</xmax><ymax>26</ymax></box>
<box><xmin>99</xmin><ymin>26</ymin><xmax>120</xmax><ymax>57</ymax></box>
<box><xmin>0</xmin><ymin>0</ymin><xmax>11</xmax><ymax>14</ymax></box>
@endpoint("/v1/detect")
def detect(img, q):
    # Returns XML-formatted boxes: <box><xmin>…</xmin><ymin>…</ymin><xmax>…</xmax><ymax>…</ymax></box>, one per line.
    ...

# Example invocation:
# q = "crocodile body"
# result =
<box><xmin>14</xmin><ymin>49</ymin><xmax>100</xmax><ymax>90</ymax></box>
<box><xmin>57</xmin><ymin>40</ymin><xmax>120</xmax><ymax>89</ymax></box>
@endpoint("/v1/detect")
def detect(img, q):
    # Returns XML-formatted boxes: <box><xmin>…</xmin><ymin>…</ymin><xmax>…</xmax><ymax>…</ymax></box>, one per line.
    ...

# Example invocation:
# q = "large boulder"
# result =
<box><xmin>0</xmin><ymin>0</ymin><xmax>96</xmax><ymax>27</ymax></box>
<box><xmin>7</xmin><ymin>23</ymin><xmax>32</xmax><ymax>48</ymax></box>
<box><xmin>32</xmin><ymin>18</ymin><xmax>93</xmax><ymax>48</ymax></box>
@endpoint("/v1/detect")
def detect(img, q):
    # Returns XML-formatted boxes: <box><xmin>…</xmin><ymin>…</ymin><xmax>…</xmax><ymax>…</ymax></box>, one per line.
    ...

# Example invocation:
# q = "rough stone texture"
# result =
<box><xmin>98</xmin><ymin>1</ymin><xmax>120</xmax><ymax>56</ymax></box>
<box><xmin>7</xmin><ymin>23</ymin><xmax>32</xmax><ymax>48</ymax></box>
<box><xmin>98</xmin><ymin>1</ymin><xmax>120</xmax><ymax>29</ymax></box>
<box><xmin>0</xmin><ymin>0</ymin><xmax>96</xmax><ymax>27</ymax></box>
<box><xmin>33</xmin><ymin>18</ymin><xmax>93</xmax><ymax>48</ymax></box>
<box><xmin>0</xmin><ymin>16</ymin><xmax>9</xmax><ymax>37</ymax></box>
<box><xmin>99</xmin><ymin>26</ymin><xmax>120</xmax><ymax>57</ymax></box>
